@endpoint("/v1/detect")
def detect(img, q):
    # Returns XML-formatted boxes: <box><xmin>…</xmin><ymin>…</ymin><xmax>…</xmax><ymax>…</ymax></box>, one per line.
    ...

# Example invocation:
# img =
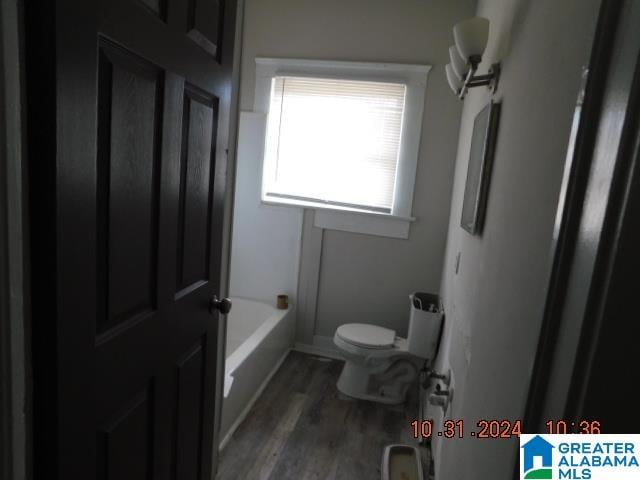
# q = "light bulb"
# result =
<box><xmin>449</xmin><ymin>45</ymin><xmax>468</xmax><ymax>80</ymax></box>
<box><xmin>454</xmin><ymin>17</ymin><xmax>490</xmax><ymax>61</ymax></box>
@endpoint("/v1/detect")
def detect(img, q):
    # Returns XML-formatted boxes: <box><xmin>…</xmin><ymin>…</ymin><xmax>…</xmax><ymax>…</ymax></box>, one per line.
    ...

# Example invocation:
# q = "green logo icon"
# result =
<box><xmin>521</xmin><ymin>435</ymin><xmax>555</xmax><ymax>479</ymax></box>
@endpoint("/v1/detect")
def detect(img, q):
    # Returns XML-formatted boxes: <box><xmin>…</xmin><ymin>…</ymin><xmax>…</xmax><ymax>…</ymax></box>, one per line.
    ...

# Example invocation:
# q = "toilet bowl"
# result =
<box><xmin>333</xmin><ymin>324</ymin><xmax>423</xmax><ymax>404</ymax></box>
<box><xmin>334</xmin><ymin>294</ymin><xmax>443</xmax><ymax>405</ymax></box>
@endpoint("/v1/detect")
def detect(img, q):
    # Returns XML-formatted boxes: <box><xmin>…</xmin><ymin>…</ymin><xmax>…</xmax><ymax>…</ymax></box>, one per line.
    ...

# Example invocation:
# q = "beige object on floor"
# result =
<box><xmin>382</xmin><ymin>444</ymin><xmax>424</xmax><ymax>480</ymax></box>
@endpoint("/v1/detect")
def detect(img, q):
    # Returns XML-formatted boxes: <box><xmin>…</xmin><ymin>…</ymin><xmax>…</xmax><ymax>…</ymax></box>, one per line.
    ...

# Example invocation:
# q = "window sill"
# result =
<box><xmin>261</xmin><ymin>197</ymin><xmax>415</xmax><ymax>239</ymax></box>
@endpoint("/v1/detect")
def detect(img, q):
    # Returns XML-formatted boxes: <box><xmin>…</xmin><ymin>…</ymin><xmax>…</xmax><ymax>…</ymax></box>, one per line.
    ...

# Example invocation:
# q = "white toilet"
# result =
<box><xmin>334</xmin><ymin>294</ymin><xmax>442</xmax><ymax>405</ymax></box>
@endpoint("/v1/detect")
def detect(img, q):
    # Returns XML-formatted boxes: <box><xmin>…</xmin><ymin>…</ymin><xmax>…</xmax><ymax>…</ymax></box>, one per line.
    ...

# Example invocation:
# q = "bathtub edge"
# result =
<box><xmin>218</xmin><ymin>348</ymin><xmax>291</xmax><ymax>451</ymax></box>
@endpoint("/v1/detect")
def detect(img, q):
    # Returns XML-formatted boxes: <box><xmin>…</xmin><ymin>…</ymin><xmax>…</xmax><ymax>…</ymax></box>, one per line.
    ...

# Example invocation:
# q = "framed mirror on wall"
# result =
<box><xmin>461</xmin><ymin>100</ymin><xmax>501</xmax><ymax>235</ymax></box>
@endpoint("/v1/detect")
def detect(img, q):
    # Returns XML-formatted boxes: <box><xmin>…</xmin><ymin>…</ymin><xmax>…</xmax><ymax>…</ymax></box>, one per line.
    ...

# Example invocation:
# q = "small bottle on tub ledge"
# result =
<box><xmin>277</xmin><ymin>295</ymin><xmax>289</xmax><ymax>310</ymax></box>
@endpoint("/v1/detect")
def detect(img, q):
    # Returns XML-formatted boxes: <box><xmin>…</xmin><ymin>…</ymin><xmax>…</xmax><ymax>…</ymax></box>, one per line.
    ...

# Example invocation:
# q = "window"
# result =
<box><xmin>253</xmin><ymin>58</ymin><xmax>430</xmax><ymax>238</ymax></box>
<box><xmin>263</xmin><ymin>76</ymin><xmax>406</xmax><ymax>213</ymax></box>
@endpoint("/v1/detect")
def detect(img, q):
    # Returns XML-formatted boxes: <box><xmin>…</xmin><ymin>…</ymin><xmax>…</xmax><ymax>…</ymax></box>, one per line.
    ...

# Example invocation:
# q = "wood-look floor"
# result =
<box><xmin>216</xmin><ymin>351</ymin><xmax>428</xmax><ymax>480</ymax></box>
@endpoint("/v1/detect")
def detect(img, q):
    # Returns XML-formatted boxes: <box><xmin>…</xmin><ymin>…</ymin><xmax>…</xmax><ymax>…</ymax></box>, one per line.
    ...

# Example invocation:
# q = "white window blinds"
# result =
<box><xmin>262</xmin><ymin>76</ymin><xmax>407</xmax><ymax>212</ymax></box>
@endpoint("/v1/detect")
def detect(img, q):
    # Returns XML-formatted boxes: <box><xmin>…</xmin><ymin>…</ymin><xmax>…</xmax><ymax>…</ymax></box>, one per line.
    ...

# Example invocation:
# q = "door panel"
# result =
<box><xmin>138</xmin><ymin>0</ymin><xmax>165</xmax><ymax>19</ymax></box>
<box><xmin>98</xmin><ymin>386</ymin><xmax>155</xmax><ymax>480</ymax></box>
<box><xmin>97</xmin><ymin>40</ymin><xmax>163</xmax><ymax>335</ymax></box>
<box><xmin>174</xmin><ymin>341</ymin><xmax>206</xmax><ymax>480</ymax></box>
<box><xmin>26</xmin><ymin>0</ymin><xmax>238</xmax><ymax>479</ymax></box>
<box><xmin>176</xmin><ymin>86</ymin><xmax>217</xmax><ymax>294</ymax></box>
<box><xmin>186</xmin><ymin>0</ymin><xmax>225</xmax><ymax>59</ymax></box>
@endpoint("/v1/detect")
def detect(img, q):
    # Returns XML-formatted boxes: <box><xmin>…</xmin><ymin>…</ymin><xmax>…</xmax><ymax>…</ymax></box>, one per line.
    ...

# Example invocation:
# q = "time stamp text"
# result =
<box><xmin>410</xmin><ymin>420</ymin><xmax>602</xmax><ymax>440</ymax></box>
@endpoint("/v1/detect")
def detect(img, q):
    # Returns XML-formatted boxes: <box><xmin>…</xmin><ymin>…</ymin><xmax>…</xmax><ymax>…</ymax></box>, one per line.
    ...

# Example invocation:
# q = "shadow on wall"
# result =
<box><xmin>484</xmin><ymin>0</ymin><xmax>528</xmax><ymax>63</ymax></box>
<box><xmin>228</xmin><ymin>112</ymin><xmax>303</xmax><ymax>307</ymax></box>
<box><xmin>432</xmin><ymin>0</ymin><xmax>602</xmax><ymax>478</ymax></box>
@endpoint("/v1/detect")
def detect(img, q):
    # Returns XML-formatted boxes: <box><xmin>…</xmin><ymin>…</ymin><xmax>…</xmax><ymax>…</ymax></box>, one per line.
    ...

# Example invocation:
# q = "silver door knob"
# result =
<box><xmin>210</xmin><ymin>296</ymin><xmax>232</xmax><ymax>315</ymax></box>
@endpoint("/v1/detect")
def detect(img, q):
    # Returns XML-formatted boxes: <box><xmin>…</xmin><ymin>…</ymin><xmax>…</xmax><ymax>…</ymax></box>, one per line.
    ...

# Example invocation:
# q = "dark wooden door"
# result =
<box><xmin>524</xmin><ymin>0</ymin><xmax>640</xmax><ymax>434</ymax></box>
<box><xmin>26</xmin><ymin>1</ymin><xmax>237</xmax><ymax>479</ymax></box>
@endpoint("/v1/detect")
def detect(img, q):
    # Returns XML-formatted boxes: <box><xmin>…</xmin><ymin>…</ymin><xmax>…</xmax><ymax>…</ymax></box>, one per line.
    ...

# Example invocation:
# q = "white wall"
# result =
<box><xmin>431</xmin><ymin>0</ymin><xmax>601</xmax><ymax>478</ymax></box>
<box><xmin>228</xmin><ymin>112</ymin><xmax>303</xmax><ymax>307</ymax></box>
<box><xmin>237</xmin><ymin>0</ymin><xmax>476</xmax><ymax>348</ymax></box>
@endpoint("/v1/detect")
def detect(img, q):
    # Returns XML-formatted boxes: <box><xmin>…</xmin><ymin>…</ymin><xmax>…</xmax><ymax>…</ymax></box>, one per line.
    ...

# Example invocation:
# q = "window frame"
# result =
<box><xmin>253</xmin><ymin>57</ymin><xmax>431</xmax><ymax>237</ymax></box>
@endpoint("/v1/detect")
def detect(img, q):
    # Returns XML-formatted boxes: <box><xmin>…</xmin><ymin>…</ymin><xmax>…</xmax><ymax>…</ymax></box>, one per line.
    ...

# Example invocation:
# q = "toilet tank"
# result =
<box><xmin>407</xmin><ymin>292</ymin><xmax>443</xmax><ymax>359</ymax></box>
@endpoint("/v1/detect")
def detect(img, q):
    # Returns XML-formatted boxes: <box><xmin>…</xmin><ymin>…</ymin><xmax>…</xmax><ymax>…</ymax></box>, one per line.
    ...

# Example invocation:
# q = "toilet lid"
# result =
<box><xmin>336</xmin><ymin>323</ymin><xmax>396</xmax><ymax>349</ymax></box>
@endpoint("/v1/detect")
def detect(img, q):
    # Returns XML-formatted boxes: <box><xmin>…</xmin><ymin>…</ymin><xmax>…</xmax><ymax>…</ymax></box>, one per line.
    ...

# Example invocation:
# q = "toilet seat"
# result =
<box><xmin>335</xmin><ymin>323</ymin><xmax>396</xmax><ymax>349</ymax></box>
<box><xmin>333</xmin><ymin>323</ymin><xmax>418</xmax><ymax>404</ymax></box>
<box><xmin>333</xmin><ymin>319</ymin><xmax>436</xmax><ymax>405</ymax></box>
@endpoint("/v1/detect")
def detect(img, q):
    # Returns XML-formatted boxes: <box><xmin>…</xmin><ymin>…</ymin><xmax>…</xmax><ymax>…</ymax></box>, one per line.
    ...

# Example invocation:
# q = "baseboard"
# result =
<box><xmin>218</xmin><ymin>348</ymin><xmax>291</xmax><ymax>451</ymax></box>
<box><xmin>293</xmin><ymin>336</ymin><xmax>344</xmax><ymax>361</ymax></box>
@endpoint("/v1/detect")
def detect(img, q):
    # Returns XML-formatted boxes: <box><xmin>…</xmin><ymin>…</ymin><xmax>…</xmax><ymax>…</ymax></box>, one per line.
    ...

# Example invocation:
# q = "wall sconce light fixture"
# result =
<box><xmin>446</xmin><ymin>17</ymin><xmax>500</xmax><ymax>100</ymax></box>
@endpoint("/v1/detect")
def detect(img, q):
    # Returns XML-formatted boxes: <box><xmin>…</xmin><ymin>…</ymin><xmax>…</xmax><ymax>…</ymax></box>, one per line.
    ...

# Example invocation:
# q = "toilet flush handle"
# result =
<box><xmin>428</xmin><ymin>369</ymin><xmax>451</xmax><ymax>387</ymax></box>
<box><xmin>428</xmin><ymin>387</ymin><xmax>453</xmax><ymax>413</ymax></box>
<box><xmin>428</xmin><ymin>392</ymin><xmax>447</xmax><ymax>407</ymax></box>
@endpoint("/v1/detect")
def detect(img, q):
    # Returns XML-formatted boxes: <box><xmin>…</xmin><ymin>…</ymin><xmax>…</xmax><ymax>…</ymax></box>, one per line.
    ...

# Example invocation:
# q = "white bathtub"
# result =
<box><xmin>219</xmin><ymin>297</ymin><xmax>294</xmax><ymax>448</ymax></box>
